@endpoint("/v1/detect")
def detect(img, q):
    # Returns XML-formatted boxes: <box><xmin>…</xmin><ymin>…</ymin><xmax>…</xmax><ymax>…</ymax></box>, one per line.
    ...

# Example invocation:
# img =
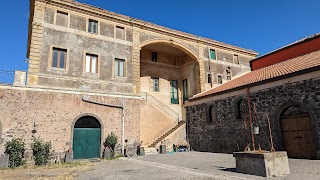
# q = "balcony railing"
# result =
<box><xmin>0</xmin><ymin>70</ymin><xmax>15</xmax><ymax>85</ymax></box>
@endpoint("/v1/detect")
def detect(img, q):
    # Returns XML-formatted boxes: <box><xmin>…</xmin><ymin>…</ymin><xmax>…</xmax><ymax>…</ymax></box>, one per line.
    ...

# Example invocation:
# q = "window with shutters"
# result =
<box><xmin>52</xmin><ymin>48</ymin><xmax>67</xmax><ymax>69</ymax></box>
<box><xmin>88</xmin><ymin>19</ymin><xmax>98</xmax><ymax>34</ymax></box>
<box><xmin>114</xmin><ymin>58</ymin><xmax>125</xmax><ymax>77</ymax></box>
<box><xmin>85</xmin><ymin>53</ymin><xmax>98</xmax><ymax>73</ymax></box>
<box><xmin>210</xmin><ymin>49</ymin><xmax>216</xmax><ymax>60</ymax></box>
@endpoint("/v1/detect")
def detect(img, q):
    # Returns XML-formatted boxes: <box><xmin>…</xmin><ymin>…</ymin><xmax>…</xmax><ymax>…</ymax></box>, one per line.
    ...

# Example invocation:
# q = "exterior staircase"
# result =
<box><xmin>148</xmin><ymin>121</ymin><xmax>185</xmax><ymax>148</ymax></box>
<box><xmin>141</xmin><ymin>92</ymin><xmax>185</xmax><ymax>149</ymax></box>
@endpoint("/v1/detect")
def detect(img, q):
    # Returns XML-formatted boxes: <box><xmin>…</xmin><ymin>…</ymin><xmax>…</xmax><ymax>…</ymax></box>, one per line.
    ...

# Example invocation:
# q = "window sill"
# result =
<box><xmin>83</xmin><ymin>72</ymin><xmax>99</xmax><ymax>76</ymax></box>
<box><xmin>48</xmin><ymin>68</ymin><xmax>68</xmax><ymax>73</ymax></box>
<box><xmin>112</xmin><ymin>76</ymin><xmax>127</xmax><ymax>80</ymax></box>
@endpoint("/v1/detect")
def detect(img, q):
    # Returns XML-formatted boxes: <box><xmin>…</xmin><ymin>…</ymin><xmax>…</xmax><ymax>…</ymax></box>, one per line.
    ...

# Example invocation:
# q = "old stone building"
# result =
<box><xmin>0</xmin><ymin>0</ymin><xmax>257</xmax><ymax>159</ymax></box>
<box><xmin>186</xmin><ymin>33</ymin><xmax>320</xmax><ymax>159</ymax></box>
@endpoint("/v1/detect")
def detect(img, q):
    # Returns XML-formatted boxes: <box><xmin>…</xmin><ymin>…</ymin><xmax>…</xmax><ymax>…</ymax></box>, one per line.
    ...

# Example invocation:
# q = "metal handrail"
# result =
<box><xmin>141</xmin><ymin>92</ymin><xmax>179</xmax><ymax>120</ymax></box>
<box><xmin>153</xmin><ymin>119</ymin><xmax>181</xmax><ymax>143</ymax></box>
<box><xmin>0</xmin><ymin>70</ymin><xmax>15</xmax><ymax>85</ymax></box>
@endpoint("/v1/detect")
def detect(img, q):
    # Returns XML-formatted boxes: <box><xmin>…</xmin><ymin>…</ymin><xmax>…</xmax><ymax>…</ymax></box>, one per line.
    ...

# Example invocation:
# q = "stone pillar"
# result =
<box><xmin>27</xmin><ymin>1</ymin><xmax>45</xmax><ymax>86</ymax></box>
<box><xmin>197</xmin><ymin>59</ymin><xmax>206</xmax><ymax>93</ymax></box>
<box><xmin>132</xmin><ymin>30</ymin><xmax>141</xmax><ymax>94</ymax></box>
<box><xmin>13</xmin><ymin>71</ymin><xmax>27</xmax><ymax>86</ymax></box>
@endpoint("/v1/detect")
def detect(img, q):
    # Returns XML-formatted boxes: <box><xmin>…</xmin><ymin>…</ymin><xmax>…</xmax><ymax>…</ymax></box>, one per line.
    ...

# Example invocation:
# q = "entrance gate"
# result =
<box><xmin>73</xmin><ymin>116</ymin><xmax>101</xmax><ymax>159</ymax></box>
<box><xmin>280</xmin><ymin>106</ymin><xmax>317</xmax><ymax>159</ymax></box>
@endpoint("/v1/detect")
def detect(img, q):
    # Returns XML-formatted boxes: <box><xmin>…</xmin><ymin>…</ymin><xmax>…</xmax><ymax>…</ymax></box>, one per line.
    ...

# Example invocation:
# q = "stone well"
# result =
<box><xmin>233</xmin><ymin>151</ymin><xmax>290</xmax><ymax>178</ymax></box>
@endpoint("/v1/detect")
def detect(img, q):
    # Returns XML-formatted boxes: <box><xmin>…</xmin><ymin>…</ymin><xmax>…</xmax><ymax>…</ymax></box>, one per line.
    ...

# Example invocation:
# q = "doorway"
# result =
<box><xmin>280</xmin><ymin>105</ymin><xmax>317</xmax><ymax>159</ymax></box>
<box><xmin>73</xmin><ymin>116</ymin><xmax>101</xmax><ymax>159</ymax></box>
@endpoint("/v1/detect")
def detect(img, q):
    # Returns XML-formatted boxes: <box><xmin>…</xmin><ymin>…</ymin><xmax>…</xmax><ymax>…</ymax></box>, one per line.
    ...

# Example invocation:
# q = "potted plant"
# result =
<box><xmin>103</xmin><ymin>132</ymin><xmax>118</xmax><ymax>159</ymax></box>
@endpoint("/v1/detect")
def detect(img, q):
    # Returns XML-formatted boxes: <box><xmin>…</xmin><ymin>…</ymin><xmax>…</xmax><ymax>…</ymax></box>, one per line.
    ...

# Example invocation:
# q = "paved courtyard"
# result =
<box><xmin>1</xmin><ymin>152</ymin><xmax>319</xmax><ymax>179</ymax></box>
<box><xmin>77</xmin><ymin>152</ymin><xmax>320</xmax><ymax>180</ymax></box>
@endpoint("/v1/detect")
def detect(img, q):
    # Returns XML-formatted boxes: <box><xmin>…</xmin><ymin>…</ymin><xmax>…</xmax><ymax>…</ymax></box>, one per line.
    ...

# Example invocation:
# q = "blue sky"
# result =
<box><xmin>0</xmin><ymin>0</ymin><xmax>319</xmax><ymax>71</ymax></box>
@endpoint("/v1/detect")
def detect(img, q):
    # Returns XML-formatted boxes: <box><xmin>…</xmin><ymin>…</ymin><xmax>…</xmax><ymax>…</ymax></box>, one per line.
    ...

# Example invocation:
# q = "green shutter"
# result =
<box><xmin>210</xmin><ymin>49</ymin><xmax>216</xmax><ymax>60</ymax></box>
<box><xmin>170</xmin><ymin>80</ymin><xmax>179</xmax><ymax>104</ymax></box>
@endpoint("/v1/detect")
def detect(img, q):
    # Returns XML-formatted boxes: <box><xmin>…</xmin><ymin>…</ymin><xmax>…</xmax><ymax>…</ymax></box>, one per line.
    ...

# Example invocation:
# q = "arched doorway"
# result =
<box><xmin>280</xmin><ymin>105</ymin><xmax>317</xmax><ymax>159</ymax></box>
<box><xmin>73</xmin><ymin>116</ymin><xmax>101</xmax><ymax>159</ymax></box>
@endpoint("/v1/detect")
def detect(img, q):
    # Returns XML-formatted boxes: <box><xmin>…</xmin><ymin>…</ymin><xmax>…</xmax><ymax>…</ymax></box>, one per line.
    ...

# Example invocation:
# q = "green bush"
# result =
<box><xmin>103</xmin><ymin>132</ymin><xmax>118</xmax><ymax>151</ymax></box>
<box><xmin>31</xmin><ymin>138</ymin><xmax>52</xmax><ymax>166</ymax></box>
<box><xmin>4</xmin><ymin>138</ymin><xmax>26</xmax><ymax>168</ymax></box>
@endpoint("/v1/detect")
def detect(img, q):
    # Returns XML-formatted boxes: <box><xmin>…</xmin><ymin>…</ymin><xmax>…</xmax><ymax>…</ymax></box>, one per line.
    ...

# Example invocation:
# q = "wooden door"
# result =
<box><xmin>170</xmin><ymin>80</ymin><xmax>179</xmax><ymax>104</ymax></box>
<box><xmin>281</xmin><ymin>114</ymin><xmax>317</xmax><ymax>159</ymax></box>
<box><xmin>73</xmin><ymin>128</ymin><xmax>101</xmax><ymax>159</ymax></box>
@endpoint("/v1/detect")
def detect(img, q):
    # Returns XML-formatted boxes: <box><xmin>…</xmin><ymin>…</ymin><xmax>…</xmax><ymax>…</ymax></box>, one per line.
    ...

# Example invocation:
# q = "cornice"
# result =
<box><xmin>38</xmin><ymin>0</ymin><xmax>258</xmax><ymax>56</ymax></box>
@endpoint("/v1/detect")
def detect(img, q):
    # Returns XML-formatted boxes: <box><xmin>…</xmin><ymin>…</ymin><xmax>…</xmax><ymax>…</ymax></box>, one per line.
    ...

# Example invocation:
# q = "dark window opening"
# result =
<box><xmin>236</xmin><ymin>99</ymin><xmax>248</xmax><ymax>119</ymax></box>
<box><xmin>152</xmin><ymin>52</ymin><xmax>158</xmax><ymax>62</ymax></box>
<box><xmin>217</xmin><ymin>75</ymin><xmax>222</xmax><ymax>84</ymax></box>
<box><xmin>74</xmin><ymin>116</ymin><xmax>101</xmax><ymax>128</ymax></box>
<box><xmin>207</xmin><ymin>73</ymin><xmax>212</xmax><ymax>83</ymax></box>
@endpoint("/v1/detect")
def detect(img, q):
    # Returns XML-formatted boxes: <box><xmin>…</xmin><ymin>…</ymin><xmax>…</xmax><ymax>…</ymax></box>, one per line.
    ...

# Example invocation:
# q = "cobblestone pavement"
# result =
<box><xmin>77</xmin><ymin>151</ymin><xmax>320</xmax><ymax>180</ymax></box>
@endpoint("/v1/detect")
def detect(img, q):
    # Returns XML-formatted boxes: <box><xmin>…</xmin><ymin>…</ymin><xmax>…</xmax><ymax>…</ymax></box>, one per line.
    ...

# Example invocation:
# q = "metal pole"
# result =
<box><xmin>121</xmin><ymin>97</ymin><xmax>125</xmax><ymax>156</ymax></box>
<box><xmin>246</xmin><ymin>88</ymin><xmax>255</xmax><ymax>151</ymax></box>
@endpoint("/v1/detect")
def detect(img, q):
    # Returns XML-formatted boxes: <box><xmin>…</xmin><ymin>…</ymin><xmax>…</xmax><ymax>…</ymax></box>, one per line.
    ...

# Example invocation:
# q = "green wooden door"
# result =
<box><xmin>73</xmin><ymin>128</ymin><xmax>101</xmax><ymax>159</ymax></box>
<box><xmin>170</xmin><ymin>80</ymin><xmax>179</xmax><ymax>104</ymax></box>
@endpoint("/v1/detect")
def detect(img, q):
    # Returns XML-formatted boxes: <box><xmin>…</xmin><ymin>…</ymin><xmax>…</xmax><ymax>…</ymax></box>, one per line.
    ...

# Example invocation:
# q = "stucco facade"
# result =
<box><xmin>0</xmin><ymin>0</ymin><xmax>257</xmax><ymax>158</ymax></box>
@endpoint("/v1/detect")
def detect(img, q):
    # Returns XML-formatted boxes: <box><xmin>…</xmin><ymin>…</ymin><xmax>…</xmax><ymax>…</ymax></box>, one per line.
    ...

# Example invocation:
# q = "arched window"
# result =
<box><xmin>207</xmin><ymin>105</ymin><xmax>217</xmax><ymax>123</ymax></box>
<box><xmin>235</xmin><ymin>99</ymin><xmax>248</xmax><ymax>119</ymax></box>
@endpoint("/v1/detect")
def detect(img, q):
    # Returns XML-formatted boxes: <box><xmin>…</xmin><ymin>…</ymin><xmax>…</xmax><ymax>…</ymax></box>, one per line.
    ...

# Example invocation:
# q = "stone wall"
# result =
<box><xmin>187</xmin><ymin>77</ymin><xmax>320</xmax><ymax>154</ymax></box>
<box><xmin>0</xmin><ymin>86</ymin><xmax>140</xmax><ymax>158</ymax></box>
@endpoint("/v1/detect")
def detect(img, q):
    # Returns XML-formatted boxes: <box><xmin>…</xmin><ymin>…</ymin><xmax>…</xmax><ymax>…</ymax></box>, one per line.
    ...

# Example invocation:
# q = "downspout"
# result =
<box><xmin>82</xmin><ymin>96</ymin><xmax>125</xmax><ymax>156</ymax></box>
<box><xmin>246</xmin><ymin>88</ymin><xmax>255</xmax><ymax>151</ymax></box>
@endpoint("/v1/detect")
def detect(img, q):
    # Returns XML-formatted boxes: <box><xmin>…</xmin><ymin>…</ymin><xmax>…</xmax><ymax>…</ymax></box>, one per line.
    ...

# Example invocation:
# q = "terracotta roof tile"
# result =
<box><xmin>191</xmin><ymin>50</ymin><xmax>320</xmax><ymax>100</ymax></box>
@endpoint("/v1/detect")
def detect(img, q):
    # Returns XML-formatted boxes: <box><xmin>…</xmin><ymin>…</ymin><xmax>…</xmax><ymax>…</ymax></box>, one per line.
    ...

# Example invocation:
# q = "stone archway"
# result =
<box><xmin>279</xmin><ymin>105</ymin><xmax>317</xmax><ymax>159</ymax></box>
<box><xmin>72</xmin><ymin>116</ymin><xmax>101</xmax><ymax>159</ymax></box>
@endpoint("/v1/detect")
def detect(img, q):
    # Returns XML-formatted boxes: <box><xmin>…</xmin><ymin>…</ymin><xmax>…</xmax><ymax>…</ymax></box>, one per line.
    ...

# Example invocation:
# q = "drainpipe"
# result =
<box><xmin>82</xmin><ymin>96</ymin><xmax>126</xmax><ymax>156</ymax></box>
<box><xmin>246</xmin><ymin>88</ymin><xmax>255</xmax><ymax>151</ymax></box>
<box><xmin>121</xmin><ymin>96</ymin><xmax>125</xmax><ymax>156</ymax></box>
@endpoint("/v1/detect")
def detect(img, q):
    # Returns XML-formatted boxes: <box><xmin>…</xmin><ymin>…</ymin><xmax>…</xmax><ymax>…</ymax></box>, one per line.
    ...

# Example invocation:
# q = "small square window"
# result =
<box><xmin>88</xmin><ymin>19</ymin><xmax>98</xmax><ymax>34</ymax></box>
<box><xmin>52</xmin><ymin>48</ymin><xmax>67</xmax><ymax>69</ymax></box>
<box><xmin>210</xmin><ymin>49</ymin><xmax>216</xmax><ymax>60</ymax></box>
<box><xmin>116</xmin><ymin>26</ymin><xmax>125</xmax><ymax>40</ymax></box>
<box><xmin>56</xmin><ymin>11</ymin><xmax>68</xmax><ymax>27</ymax></box>
<box><xmin>151</xmin><ymin>77</ymin><xmax>159</xmax><ymax>92</ymax></box>
<box><xmin>85</xmin><ymin>53</ymin><xmax>98</xmax><ymax>73</ymax></box>
<box><xmin>114</xmin><ymin>58</ymin><xmax>125</xmax><ymax>77</ymax></box>
<box><xmin>152</xmin><ymin>52</ymin><xmax>157</xmax><ymax>62</ymax></box>
<box><xmin>217</xmin><ymin>75</ymin><xmax>222</xmax><ymax>84</ymax></box>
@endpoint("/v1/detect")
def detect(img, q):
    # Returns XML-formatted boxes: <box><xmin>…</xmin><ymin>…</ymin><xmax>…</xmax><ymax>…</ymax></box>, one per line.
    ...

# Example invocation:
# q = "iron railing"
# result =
<box><xmin>153</xmin><ymin>119</ymin><xmax>181</xmax><ymax>143</ymax></box>
<box><xmin>141</xmin><ymin>92</ymin><xmax>179</xmax><ymax>120</ymax></box>
<box><xmin>0</xmin><ymin>70</ymin><xmax>15</xmax><ymax>85</ymax></box>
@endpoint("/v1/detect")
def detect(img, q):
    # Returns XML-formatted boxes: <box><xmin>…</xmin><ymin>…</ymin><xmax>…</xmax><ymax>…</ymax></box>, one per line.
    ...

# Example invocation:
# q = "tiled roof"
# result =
<box><xmin>191</xmin><ymin>50</ymin><xmax>320</xmax><ymax>100</ymax></box>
